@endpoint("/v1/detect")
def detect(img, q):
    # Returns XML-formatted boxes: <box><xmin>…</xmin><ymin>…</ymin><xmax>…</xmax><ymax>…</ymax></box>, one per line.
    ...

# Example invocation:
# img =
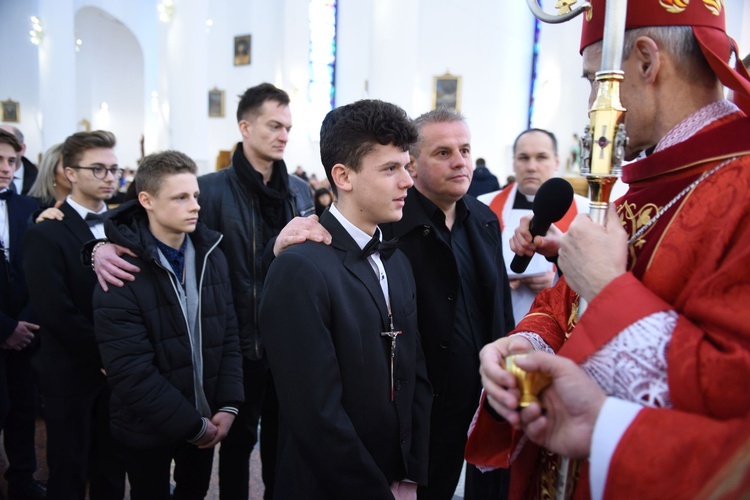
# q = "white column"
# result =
<box><xmin>38</xmin><ymin>0</ymin><xmax>76</xmax><ymax>148</ymax></box>
<box><xmin>163</xmin><ymin>0</ymin><xmax>211</xmax><ymax>170</ymax></box>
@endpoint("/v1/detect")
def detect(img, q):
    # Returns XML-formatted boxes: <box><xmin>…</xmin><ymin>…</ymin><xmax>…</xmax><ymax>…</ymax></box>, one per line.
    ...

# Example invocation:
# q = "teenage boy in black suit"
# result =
<box><xmin>259</xmin><ymin>100</ymin><xmax>432</xmax><ymax>499</ymax></box>
<box><xmin>0</xmin><ymin>130</ymin><xmax>45</xmax><ymax>500</ymax></box>
<box><xmin>23</xmin><ymin>130</ymin><xmax>125</xmax><ymax>499</ymax></box>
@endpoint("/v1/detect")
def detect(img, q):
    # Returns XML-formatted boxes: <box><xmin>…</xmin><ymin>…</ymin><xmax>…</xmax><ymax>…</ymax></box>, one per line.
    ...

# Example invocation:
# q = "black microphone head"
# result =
<box><xmin>532</xmin><ymin>177</ymin><xmax>575</xmax><ymax>223</ymax></box>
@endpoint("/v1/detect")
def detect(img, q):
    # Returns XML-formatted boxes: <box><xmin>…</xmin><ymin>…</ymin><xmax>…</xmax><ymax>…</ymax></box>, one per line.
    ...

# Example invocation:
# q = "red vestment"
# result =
<box><xmin>465</xmin><ymin>111</ymin><xmax>750</xmax><ymax>498</ymax></box>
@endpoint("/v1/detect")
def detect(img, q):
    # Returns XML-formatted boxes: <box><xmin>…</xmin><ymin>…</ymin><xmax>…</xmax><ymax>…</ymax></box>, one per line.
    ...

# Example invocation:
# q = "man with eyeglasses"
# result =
<box><xmin>23</xmin><ymin>130</ymin><xmax>126</xmax><ymax>499</ymax></box>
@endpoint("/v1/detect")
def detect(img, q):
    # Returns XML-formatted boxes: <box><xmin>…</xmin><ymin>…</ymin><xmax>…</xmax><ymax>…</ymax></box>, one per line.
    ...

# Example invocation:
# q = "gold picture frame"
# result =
<box><xmin>432</xmin><ymin>73</ymin><xmax>462</xmax><ymax>111</ymax></box>
<box><xmin>208</xmin><ymin>88</ymin><xmax>225</xmax><ymax>118</ymax></box>
<box><xmin>234</xmin><ymin>35</ymin><xmax>251</xmax><ymax>66</ymax></box>
<box><xmin>1</xmin><ymin>99</ymin><xmax>19</xmax><ymax>123</ymax></box>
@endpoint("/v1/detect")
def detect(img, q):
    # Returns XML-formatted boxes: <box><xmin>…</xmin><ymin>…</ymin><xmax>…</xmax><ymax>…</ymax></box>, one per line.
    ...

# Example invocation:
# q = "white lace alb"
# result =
<box><xmin>581</xmin><ymin>311</ymin><xmax>676</xmax><ymax>408</ymax></box>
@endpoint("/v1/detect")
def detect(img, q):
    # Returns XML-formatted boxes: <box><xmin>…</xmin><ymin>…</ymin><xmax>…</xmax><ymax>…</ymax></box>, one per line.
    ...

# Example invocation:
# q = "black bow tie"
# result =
<box><xmin>360</xmin><ymin>232</ymin><xmax>400</xmax><ymax>261</ymax></box>
<box><xmin>0</xmin><ymin>190</ymin><xmax>13</xmax><ymax>201</ymax></box>
<box><xmin>85</xmin><ymin>212</ymin><xmax>104</xmax><ymax>226</ymax></box>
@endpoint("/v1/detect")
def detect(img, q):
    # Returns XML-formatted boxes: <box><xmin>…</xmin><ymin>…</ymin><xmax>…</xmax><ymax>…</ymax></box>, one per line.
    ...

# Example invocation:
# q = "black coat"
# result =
<box><xmin>23</xmin><ymin>201</ymin><xmax>107</xmax><ymax>397</ymax></box>
<box><xmin>259</xmin><ymin>211</ymin><xmax>432</xmax><ymax>499</ymax></box>
<box><xmin>467</xmin><ymin>166</ymin><xmax>501</xmax><ymax>197</ymax></box>
<box><xmin>0</xmin><ymin>192</ymin><xmax>39</xmax><ymax>341</ymax></box>
<box><xmin>20</xmin><ymin>156</ymin><xmax>38</xmax><ymax>196</ymax></box>
<box><xmin>382</xmin><ymin>188</ymin><xmax>515</xmax><ymax>442</ymax></box>
<box><xmin>92</xmin><ymin>201</ymin><xmax>244</xmax><ymax>448</ymax></box>
<box><xmin>198</xmin><ymin>160</ymin><xmax>314</xmax><ymax>361</ymax></box>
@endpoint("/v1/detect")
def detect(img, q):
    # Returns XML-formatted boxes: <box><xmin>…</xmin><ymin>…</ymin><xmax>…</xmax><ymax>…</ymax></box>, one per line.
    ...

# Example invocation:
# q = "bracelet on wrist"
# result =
<box><xmin>91</xmin><ymin>241</ymin><xmax>108</xmax><ymax>270</ymax></box>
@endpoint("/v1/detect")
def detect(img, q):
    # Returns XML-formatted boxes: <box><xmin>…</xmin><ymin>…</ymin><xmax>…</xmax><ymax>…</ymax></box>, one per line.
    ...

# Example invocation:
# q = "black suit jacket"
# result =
<box><xmin>0</xmin><ymin>193</ymin><xmax>39</xmax><ymax>341</ymax></box>
<box><xmin>382</xmin><ymin>188</ymin><xmax>515</xmax><ymax>442</ymax></box>
<box><xmin>20</xmin><ymin>157</ymin><xmax>38</xmax><ymax>196</ymax></box>
<box><xmin>259</xmin><ymin>211</ymin><xmax>432</xmax><ymax>499</ymax></box>
<box><xmin>23</xmin><ymin>201</ymin><xmax>105</xmax><ymax>396</ymax></box>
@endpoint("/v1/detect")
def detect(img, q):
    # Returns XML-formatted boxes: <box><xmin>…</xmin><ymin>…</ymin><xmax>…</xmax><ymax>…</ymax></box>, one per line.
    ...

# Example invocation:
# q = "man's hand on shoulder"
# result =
<box><xmin>35</xmin><ymin>207</ymin><xmax>64</xmax><ymax>223</ymax></box>
<box><xmin>93</xmin><ymin>243</ymin><xmax>140</xmax><ymax>292</ymax></box>
<box><xmin>273</xmin><ymin>214</ymin><xmax>332</xmax><ymax>256</ymax></box>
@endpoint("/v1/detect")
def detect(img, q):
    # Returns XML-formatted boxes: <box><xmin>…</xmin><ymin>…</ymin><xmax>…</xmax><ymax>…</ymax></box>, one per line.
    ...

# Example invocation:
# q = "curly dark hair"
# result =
<box><xmin>319</xmin><ymin>99</ymin><xmax>417</xmax><ymax>195</ymax></box>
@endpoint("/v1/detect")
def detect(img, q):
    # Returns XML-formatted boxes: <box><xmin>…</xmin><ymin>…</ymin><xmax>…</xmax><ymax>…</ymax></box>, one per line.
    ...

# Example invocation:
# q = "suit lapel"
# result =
<box><xmin>60</xmin><ymin>201</ymin><xmax>97</xmax><ymax>244</ymax></box>
<box><xmin>321</xmin><ymin>212</ymin><xmax>390</xmax><ymax>327</ymax></box>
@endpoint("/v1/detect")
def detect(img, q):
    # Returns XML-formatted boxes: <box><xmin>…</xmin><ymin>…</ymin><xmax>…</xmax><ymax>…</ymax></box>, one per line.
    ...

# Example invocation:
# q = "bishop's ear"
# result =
<box><xmin>632</xmin><ymin>36</ymin><xmax>661</xmax><ymax>83</ymax></box>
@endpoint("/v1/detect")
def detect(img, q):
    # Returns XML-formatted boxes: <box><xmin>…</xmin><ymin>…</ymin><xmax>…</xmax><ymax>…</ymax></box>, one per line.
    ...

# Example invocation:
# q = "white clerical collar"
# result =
<box><xmin>328</xmin><ymin>203</ymin><xmax>379</xmax><ymax>251</ymax></box>
<box><xmin>66</xmin><ymin>195</ymin><xmax>107</xmax><ymax>220</ymax></box>
<box><xmin>520</xmin><ymin>191</ymin><xmax>535</xmax><ymax>203</ymax></box>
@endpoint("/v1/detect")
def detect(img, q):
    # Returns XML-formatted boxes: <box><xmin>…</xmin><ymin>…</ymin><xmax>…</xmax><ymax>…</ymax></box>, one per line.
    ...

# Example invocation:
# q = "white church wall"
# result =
<box><xmin>335</xmin><ymin>0</ymin><xmax>536</xmax><ymax>180</ymax></box>
<box><xmin>4</xmin><ymin>0</ymin><xmax>747</xmax><ymax>178</ymax></box>
<box><xmin>1</xmin><ymin>0</ymin><xmax>42</xmax><ymax>161</ymax></box>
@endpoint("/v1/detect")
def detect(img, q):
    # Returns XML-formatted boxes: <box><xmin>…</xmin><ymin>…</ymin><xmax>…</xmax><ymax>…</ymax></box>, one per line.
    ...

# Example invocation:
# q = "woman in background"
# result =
<box><xmin>313</xmin><ymin>187</ymin><xmax>333</xmax><ymax>217</ymax></box>
<box><xmin>27</xmin><ymin>143</ymin><xmax>71</xmax><ymax>211</ymax></box>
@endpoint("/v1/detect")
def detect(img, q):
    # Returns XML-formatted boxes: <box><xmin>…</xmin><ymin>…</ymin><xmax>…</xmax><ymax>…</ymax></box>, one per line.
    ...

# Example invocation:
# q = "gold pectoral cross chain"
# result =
<box><xmin>381</xmin><ymin>314</ymin><xmax>402</xmax><ymax>401</ymax></box>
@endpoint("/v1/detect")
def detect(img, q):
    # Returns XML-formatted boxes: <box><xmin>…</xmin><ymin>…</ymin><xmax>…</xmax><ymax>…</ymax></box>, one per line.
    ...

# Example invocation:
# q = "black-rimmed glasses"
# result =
<box><xmin>69</xmin><ymin>165</ymin><xmax>124</xmax><ymax>179</ymax></box>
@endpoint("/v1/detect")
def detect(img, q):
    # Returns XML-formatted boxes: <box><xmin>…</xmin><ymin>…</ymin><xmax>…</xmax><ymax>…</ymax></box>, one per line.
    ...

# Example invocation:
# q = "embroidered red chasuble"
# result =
<box><xmin>465</xmin><ymin>112</ymin><xmax>750</xmax><ymax>498</ymax></box>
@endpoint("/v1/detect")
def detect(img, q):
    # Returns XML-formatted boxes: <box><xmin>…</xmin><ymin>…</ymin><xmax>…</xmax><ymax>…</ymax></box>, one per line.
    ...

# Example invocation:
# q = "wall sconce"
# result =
<box><xmin>157</xmin><ymin>0</ymin><xmax>174</xmax><ymax>23</ymax></box>
<box><xmin>30</xmin><ymin>16</ymin><xmax>43</xmax><ymax>45</ymax></box>
<box><xmin>75</xmin><ymin>36</ymin><xmax>83</xmax><ymax>53</ymax></box>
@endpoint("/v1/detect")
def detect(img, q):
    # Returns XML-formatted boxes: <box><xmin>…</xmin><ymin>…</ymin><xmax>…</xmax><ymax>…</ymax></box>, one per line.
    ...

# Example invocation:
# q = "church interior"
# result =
<box><xmin>3</xmin><ymin>0</ymin><xmax>745</xmax><ymax>183</ymax></box>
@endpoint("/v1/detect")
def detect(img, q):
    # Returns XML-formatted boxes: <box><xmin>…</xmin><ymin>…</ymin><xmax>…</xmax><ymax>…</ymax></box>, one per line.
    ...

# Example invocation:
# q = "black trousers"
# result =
<box><xmin>1</xmin><ymin>347</ymin><xmax>38</xmax><ymax>495</ymax></box>
<box><xmin>123</xmin><ymin>442</ymin><xmax>214</xmax><ymax>500</ymax></box>
<box><xmin>417</xmin><ymin>439</ymin><xmax>510</xmax><ymax>500</ymax></box>
<box><xmin>43</xmin><ymin>385</ymin><xmax>125</xmax><ymax>499</ymax></box>
<box><xmin>219</xmin><ymin>357</ymin><xmax>278</xmax><ymax>500</ymax></box>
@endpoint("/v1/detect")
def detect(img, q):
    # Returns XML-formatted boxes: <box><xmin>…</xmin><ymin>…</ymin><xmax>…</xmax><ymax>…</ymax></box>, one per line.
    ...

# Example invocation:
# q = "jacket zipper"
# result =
<box><xmin>155</xmin><ymin>234</ymin><xmax>223</xmax><ymax>407</ymax></box>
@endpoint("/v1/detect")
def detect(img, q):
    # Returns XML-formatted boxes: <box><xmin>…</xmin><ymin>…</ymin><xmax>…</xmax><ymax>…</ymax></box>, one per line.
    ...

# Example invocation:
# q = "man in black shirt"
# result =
<box><xmin>381</xmin><ymin>108</ymin><xmax>515</xmax><ymax>500</ymax></box>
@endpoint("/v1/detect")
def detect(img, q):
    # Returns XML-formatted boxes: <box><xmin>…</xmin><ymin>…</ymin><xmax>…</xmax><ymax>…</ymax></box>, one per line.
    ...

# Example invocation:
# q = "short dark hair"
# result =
<box><xmin>476</xmin><ymin>158</ymin><xmax>486</xmax><ymax>167</ymax></box>
<box><xmin>135</xmin><ymin>150</ymin><xmax>197</xmax><ymax>196</ymax></box>
<box><xmin>319</xmin><ymin>99</ymin><xmax>418</xmax><ymax>196</ymax></box>
<box><xmin>512</xmin><ymin>128</ymin><xmax>558</xmax><ymax>156</ymax></box>
<box><xmin>236</xmin><ymin>83</ymin><xmax>290</xmax><ymax>123</ymax></box>
<box><xmin>62</xmin><ymin>130</ymin><xmax>116</xmax><ymax>169</ymax></box>
<box><xmin>1</xmin><ymin>125</ymin><xmax>23</xmax><ymax>145</ymax></box>
<box><xmin>0</xmin><ymin>129</ymin><xmax>21</xmax><ymax>153</ymax></box>
<box><xmin>411</xmin><ymin>107</ymin><xmax>466</xmax><ymax>158</ymax></box>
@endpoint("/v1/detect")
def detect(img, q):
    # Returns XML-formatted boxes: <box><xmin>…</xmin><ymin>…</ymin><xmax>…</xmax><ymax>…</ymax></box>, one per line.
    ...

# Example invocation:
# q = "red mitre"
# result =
<box><xmin>579</xmin><ymin>0</ymin><xmax>750</xmax><ymax>114</ymax></box>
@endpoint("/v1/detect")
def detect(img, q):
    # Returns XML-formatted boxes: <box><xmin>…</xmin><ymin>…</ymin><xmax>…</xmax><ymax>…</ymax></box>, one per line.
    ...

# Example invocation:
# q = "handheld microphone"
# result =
<box><xmin>509</xmin><ymin>177</ymin><xmax>575</xmax><ymax>274</ymax></box>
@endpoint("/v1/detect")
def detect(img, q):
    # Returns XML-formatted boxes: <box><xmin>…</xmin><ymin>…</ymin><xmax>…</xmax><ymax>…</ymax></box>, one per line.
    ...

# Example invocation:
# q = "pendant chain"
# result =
<box><xmin>628</xmin><ymin>157</ymin><xmax>736</xmax><ymax>246</ymax></box>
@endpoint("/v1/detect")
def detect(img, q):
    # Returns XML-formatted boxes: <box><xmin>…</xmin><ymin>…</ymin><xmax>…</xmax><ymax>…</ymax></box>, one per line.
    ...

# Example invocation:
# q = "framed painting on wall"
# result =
<box><xmin>234</xmin><ymin>35</ymin><xmax>251</xmax><ymax>66</ymax></box>
<box><xmin>1</xmin><ymin>99</ymin><xmax>19</xmax><ymax>123</ymax></box>
<box><xmin>432</xmin><ymin>73</ymin><xmax>461</xmax><ymax>111</ymax></box>
<box><xmin>208</xmin><ymin>88</ymin><xmax>225</xmax><ymax>118</ymax></box>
